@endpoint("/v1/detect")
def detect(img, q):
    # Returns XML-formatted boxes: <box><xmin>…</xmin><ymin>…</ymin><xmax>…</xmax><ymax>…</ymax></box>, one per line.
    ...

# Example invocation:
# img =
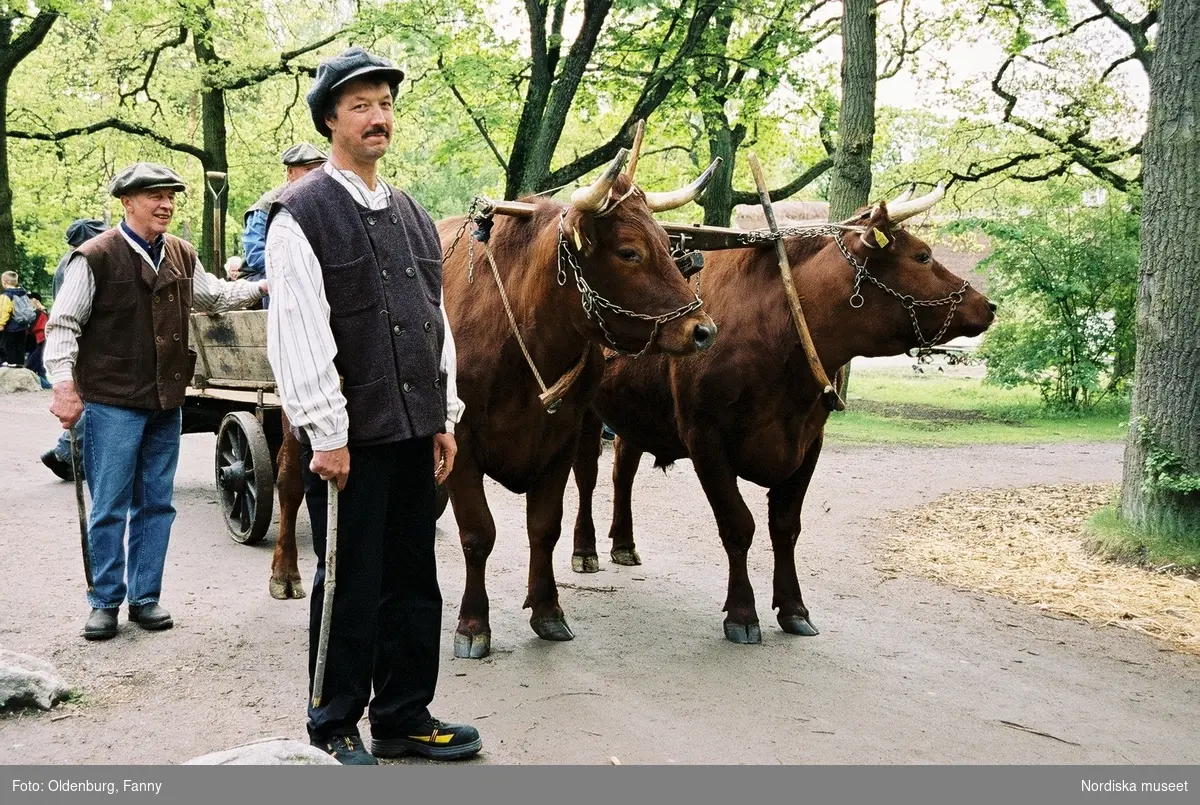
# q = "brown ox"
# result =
<box><xmin>570</xmin><ymin>188</ymin><xmax>996</xmax><ymax>643</ymax></box>
<box><xmin>439</xmin><ymin>151</ymin><xmax>720</xmax><ymax>658</ymax></box>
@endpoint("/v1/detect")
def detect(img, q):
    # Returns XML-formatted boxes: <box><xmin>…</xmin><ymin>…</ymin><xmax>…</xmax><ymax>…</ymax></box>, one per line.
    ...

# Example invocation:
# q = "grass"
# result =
<box><xmin>1084</xmin><ymin>505</ymin><xmax>1200</xmax><ymax>577</ymax></box>
<box><xmin>824</xmin><ymin>369</ymin><xmax>1129</xmax><ymax>445</ymax></box>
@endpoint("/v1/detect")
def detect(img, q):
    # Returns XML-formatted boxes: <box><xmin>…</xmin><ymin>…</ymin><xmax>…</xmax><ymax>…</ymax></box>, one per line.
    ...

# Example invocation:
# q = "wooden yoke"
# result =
<box><xmin>746</xmin><ymin>153</ymin><xmax>845</xmax><ymax>412</ymax></box>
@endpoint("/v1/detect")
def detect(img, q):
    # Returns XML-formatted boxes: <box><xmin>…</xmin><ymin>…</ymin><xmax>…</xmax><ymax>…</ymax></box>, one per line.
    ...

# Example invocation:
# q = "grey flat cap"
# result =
<box><xmin>109</xmin><ymin>163</ymin><xmax>187</xmax><ymax>197</ymax></box>
<box><xmin>280</xmin><ymin>142</ymin><xmax>328</xmax><ymax>166</ymax></box>
<box><xmin>306</xmin><ymin>47</ymin><xmax>404</xmax><ymax>138</ymax></box>
<box><xmin>65</xmin><ymin>218</ymin><xmax>107</xmax><ymax>247</ymax></box>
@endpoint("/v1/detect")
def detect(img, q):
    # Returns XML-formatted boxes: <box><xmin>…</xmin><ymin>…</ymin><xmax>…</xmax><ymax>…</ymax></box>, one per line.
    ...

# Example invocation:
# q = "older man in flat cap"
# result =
<box><xmin>45</xmin><ymin>162</ymin><xmax>267</xmax><ymax>642</ymax></box>
<box><xmin>241</xmin><ymin>143</ymin><xmax>327</xmax><ymax>302</ymax></box>
<box><xmin>265</xmin><ymin>47</ymin><xmax>476</xmax><ymax>765</ymax></box>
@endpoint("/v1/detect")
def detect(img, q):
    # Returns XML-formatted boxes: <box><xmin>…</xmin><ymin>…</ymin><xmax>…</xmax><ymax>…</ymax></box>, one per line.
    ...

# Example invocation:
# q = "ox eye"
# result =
<box><xmin>616</xmin><ymin>247</ymin><xmax>641</xmax><ymax>262</ymax></box>
<box><xmin>916</xmin><ymin>252</ymin><xmax>932</xmax><ymax>264</ymax></box>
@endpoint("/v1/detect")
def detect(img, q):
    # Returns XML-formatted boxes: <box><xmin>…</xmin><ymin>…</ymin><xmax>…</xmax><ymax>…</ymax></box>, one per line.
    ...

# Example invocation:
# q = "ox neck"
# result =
<box><xmin>787</xmin><ymin>238</ymin><xmax>868</xmax><ymax>374</ymax></box>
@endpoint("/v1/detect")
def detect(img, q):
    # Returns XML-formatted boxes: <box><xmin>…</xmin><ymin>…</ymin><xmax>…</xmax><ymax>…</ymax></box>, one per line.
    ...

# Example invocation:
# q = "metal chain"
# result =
<box><xmin>834</xmin><ymin>233</ymin><xmax>969</xmax><ymax>348</ymax></box>
<box><xmin>556</xmin><ymin>211</ymin><xmax>704</xmax><ymax>358</ymax></box>
<box><xmin>737</xmin><ymin>222</ymin><xmax>865</xmax><ymax>245</ymax></box>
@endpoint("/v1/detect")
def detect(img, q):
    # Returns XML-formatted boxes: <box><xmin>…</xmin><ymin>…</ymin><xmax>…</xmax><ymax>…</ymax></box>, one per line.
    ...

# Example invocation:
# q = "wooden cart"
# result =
<box><xmin>183</xmin><ymin>310</ymin><xmax>283</xmax><ymax>545</ymax></box>
<box><xmin>183</xmin><ymin>309</ymin><xmax>450</xmax><ymax>546</ymax></box>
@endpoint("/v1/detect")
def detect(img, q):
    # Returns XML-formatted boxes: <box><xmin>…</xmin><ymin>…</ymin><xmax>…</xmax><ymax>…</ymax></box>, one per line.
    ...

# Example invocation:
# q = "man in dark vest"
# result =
<box><xmin>265</xmin><ymin>46</ymin><xmax>478</xmax><ymax>766</ymax></box>
<box><xmin>44</xmin><ymin>163</ymin><xmax>267</xmax><ymax>641</ymax></box>
<box><xmin>242</xmin><ymin>143</ymin><xmax>327</xmax><ymax>307</ymax></box>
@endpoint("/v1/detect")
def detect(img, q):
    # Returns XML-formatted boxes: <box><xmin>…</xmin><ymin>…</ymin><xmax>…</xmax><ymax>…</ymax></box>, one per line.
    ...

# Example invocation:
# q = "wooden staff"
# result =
<box><xmin>311</xmin><ymin>480</ymin><xmax>338</xmax><ymax>708</ymax></box>
<box><xmin>205</xmin><ymin>171</ymin><xmax>228</xmax><ymax>277</ymax></box>
<box><xmin>746</xmin><ymin>153</ymin><xmax>844</xmax><ymax>412</ymax></box>
<box><xmin>69</xmin><ymin>425</ymin><xmax>94</xmax><ymax>594</ymax></box>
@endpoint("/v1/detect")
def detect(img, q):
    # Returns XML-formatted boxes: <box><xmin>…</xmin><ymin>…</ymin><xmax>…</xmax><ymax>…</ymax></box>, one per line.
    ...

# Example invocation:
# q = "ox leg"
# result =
<box><xmin>523</xmin><ymin>448</ymin><xmax>576</xmax><ymax>642</ymax></box>
<box><xmin>571</xmin><ymin>408</ymin><xmax>603</xmax><ymax>574</ymax></box>
<box><xmin>690</xmin><ymin>441</ymin><xmax>759</xmax><ymax>644</ymax></box>
<box><xmin>767</xmin><ymin>436</ymin><xmax>823</xmax><ymax>637</ymax></box>
<box><xmin>607</xmin><ymin>436</ymin><xmax>644</xmax><ymax>567</ymax></box>
<box><xmin>269</xmin><ymin>413</ymin><xmax>306</xmax><ymax>600</ymax></box>
<box><xmin>449</xmin><ymin>455</ymin><xmax>496</xmax><ymax>659</ymax></box>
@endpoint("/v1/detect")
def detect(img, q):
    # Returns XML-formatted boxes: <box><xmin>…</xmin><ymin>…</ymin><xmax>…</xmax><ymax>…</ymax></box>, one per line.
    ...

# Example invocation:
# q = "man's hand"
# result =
<box><xmin>433</xmin><ymin>432</ymin><xmax>457</xmax><ymax>484</ymax></box>
<box><xmin>50</xmin><ymin>380</ymin><xmax>84</xmax><ymax>429</ymax></box>
<box><xmin>310</xmin><ymin>446</ymin><xmax>350</xmax><ymax>490</ymax></box>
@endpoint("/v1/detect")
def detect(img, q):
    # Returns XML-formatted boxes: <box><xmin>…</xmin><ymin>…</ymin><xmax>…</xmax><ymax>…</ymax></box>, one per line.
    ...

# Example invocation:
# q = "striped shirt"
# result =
<box><xmin>265</xmin><ymin>161</ymin><xmax>464</xmax><ymax>451</ymax></box>
<box><xmin>44</xmin><ymin>225</ymin><xmax>267</xmax><ymax>385</ymax></box>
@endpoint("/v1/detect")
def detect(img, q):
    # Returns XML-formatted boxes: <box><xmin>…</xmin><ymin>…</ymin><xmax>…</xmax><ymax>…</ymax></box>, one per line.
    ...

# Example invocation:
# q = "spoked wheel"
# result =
<box><xmin>215</xmin><ymin>411</ymin><xmax>275</xmax><ymax>544</ymax></box>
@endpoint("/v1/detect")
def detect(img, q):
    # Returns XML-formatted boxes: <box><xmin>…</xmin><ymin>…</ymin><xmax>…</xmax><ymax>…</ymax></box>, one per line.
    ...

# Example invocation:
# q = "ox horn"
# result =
<box><xmin>570</xmin><ymin>148</ymin><xmax>631</xmax><ymax>212</ymax></box>
<box><xmin>643</xmin><ymin>157</ymin><xmax>723</xmax><ymax>213</ymax></box>
<box><xmin>889</xmin><ymin>183</ymin><xmax>915</xmax><ymax>205</ymax></box>
<box><xmin>887</xmin><ymin>182</ymin><xmax>945</xmax><ymax>223</ymax></box>
<box><xmin>625</xmin><ymin>119</ymin><xmax>646</xmax><ymax>184</ymax></box>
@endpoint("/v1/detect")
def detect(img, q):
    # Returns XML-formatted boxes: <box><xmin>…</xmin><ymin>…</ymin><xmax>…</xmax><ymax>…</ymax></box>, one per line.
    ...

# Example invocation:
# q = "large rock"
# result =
<box><xmin>184</xmin><ymin>737</ymin><xmax>340</xmax><ymax>765</ymax></box>
<box><xmin>0</xmin><ymin>366</ymin><xmax>41</xmax><ymax>393</ymax></box>
<box><xmin>0</xmin><ymin>649</ymin><xmax>73</xmax><ymax>711</ymax></box>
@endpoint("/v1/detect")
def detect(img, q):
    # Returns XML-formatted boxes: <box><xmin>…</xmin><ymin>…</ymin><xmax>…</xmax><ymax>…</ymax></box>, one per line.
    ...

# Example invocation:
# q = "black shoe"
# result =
<box><xmin>41</xmin><ymin>449</ymin><xmax>74</xmax><ymax>482</ymax></box>
<box><xmin>128</xmin><ymin>603</ymin><xmax>173</xmax><ymax>631</ymax></box>
<box><xmin>311</xmin><ymin>735</ymin><xmax>378</xmax><ymax>765</ymax></box>
<box><xmin>372</xmin><ymin>717</ymin><xmax>482</xmax><ymax>760</ymax></box>
<box><xmin>83</xmin><ymin>608</ymin><xmax>118</xmax><ymax>641</ymax></box>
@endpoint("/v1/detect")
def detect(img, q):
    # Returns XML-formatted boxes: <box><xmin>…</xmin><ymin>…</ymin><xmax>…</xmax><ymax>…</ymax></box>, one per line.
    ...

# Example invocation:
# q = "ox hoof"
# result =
<box><xmin>610</xmin><ymin>547</ymin><xmax>641</xmax><ymax>566</ymax></box>
<box><xmin>531</xmin><ymin>616</ymin><xmax>575</xmax><ymax>642</ymax></box>
<box><xmin>778</xmin><ymin>615</ymin><xmax>819</xmax><ymax>636</ymax></box>
<box><xmin>572</xmin><ymin>554</ymin><xmax>600</xmax><ymax>574</ymax></box>
<box><xmin>269</xmin><ymin>577</ymin><xmax>307</xmax><ymax>600</ymax></box>
<box><xmin>454</xmin><ymin>632</ymin><xmax>491</xmax><ymax>659</ymax></box>
<box><xmin>723</xmin><ymin>621</ymin><xmax>762</xmax><ymax>644</ymax></box>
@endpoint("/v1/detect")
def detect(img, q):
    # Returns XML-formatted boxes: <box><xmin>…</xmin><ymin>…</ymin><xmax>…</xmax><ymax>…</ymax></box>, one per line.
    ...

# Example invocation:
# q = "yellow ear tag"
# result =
<box><xmin>873</xmin><ymin>227</ymin><xmax>890</xmax><ymax>248</ymax></box>
<box><xmin>572</xmin><ymin>228</ymin><xmax>583</xmax><ymax>251</ymax></box>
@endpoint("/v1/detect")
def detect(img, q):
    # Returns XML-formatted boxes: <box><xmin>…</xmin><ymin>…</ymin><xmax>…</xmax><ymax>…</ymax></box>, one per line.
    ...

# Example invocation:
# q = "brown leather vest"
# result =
<box><xmin>73</xmin><ymin>227</ymin><xmax>197</xmax><ymax>410</ymax></box>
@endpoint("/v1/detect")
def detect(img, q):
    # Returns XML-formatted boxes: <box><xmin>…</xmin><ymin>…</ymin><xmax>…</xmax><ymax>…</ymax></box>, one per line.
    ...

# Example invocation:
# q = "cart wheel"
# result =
<box><xmin>435</xmin><ymin>483</ymin><xmax>450</xmax><ymax>519</ymax></box>
<box><xmin>216</xmin><ymin>411</ymin><xmax>275</xmax><ymax>544</ymax></box>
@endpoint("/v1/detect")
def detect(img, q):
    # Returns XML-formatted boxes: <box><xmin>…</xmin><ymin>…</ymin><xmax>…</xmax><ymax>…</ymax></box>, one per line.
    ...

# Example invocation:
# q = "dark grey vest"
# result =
<box><xmin>269</xmin><ymin>170</ymin><xmax>447</xmax><ymax>446</ymax></box>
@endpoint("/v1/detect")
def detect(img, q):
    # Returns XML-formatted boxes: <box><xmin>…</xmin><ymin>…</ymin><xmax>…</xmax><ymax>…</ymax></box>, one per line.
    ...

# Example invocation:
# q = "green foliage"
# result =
<box><xmin>948</xmin><ymin>189</ymin><xmax>1138</xmax><ymax>409</ymax></box>
<box><xmin>1137</xmin><ymin>419</ymin><xmax>1200</xmax><ymax>496</ymax></box>
<box><xmin>1085</xmin><ymin>505</ymin><xmax>1200</xmax><ymax>574</ymax></box>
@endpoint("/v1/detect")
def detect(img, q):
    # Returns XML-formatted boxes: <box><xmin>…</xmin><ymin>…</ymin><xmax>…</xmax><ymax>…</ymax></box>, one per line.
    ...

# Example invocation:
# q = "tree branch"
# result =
<box><xmin>9</xmin><ymin>118</ymin><xmax>207</xmax><ymax>161</ymax></box>
<box><xmin>438</xmin><ymin>53</ymin><xmax>508</xmax><ymax>171</ymax></box>
<box><xmin>0</xmin><ymin>10</ymin><xmax>57</xmax><ymax>73</ymax></box>
<box><xmin>730</xmin><ymin>156</ymin><xmax>834</xmax><ymax>204</ymax></box>
<box><xmin>219</xmin><ymin>30</ymin><xmax>343</xmax><ymax>91</ymax></box>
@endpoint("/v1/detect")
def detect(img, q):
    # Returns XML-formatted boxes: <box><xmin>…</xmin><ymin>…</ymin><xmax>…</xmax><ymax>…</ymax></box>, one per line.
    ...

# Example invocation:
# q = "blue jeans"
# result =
<box><xmin>83</xmin><ymin>402</ymin><xmax>182</xmax><ymax>610</ymax></box>
<box><xmin>54</xmin><ymin>410</ymin><xmax>85</xmax><ymax>463</ymax></box>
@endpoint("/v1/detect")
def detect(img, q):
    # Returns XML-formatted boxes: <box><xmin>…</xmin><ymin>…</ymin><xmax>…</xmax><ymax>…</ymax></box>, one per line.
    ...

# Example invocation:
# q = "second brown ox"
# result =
<box><xmin>571</xmin><ymin>186</ymin><xmax>996</xmax><ymax>643</ymax></box>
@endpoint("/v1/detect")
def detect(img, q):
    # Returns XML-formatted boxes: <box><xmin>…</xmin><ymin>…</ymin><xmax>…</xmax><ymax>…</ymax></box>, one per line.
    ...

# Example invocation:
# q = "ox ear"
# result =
<box><xmin>562</xmin><ymin>207</ymin><xmax>598</xmax><ymax>257</ymax></box>
<box><xmin>856</xmin><ymin>202</ymin><xmax>896</xmax><ymax>252</ymax></box>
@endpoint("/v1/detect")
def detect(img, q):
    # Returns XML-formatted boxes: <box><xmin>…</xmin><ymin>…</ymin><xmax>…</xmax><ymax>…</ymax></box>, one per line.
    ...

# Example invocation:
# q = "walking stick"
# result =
<box><xmin>746</xmin><ymin>152</ymin><xmax>845</xmax><ymax>412</ymax></box>
<box><xmin>69</xmin><ymin>425</ymin><xmax>94</xmax><ymax>594</ymax></box>
<box><xmin>311</xmin><ymin>479</ymin><xmax>338</xmax><ymax>708</ymax></box>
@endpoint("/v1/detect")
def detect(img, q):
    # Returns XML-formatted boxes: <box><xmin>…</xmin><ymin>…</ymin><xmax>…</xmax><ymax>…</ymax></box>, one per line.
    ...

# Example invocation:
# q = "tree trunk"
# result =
<box><xmin>0</xmin><ymin>11</ymin><xmax>57</xmax><ymax>277</ymax></box>
<box><xmin>1118</xmin><ymin>0</ymin><xmax>1200</xmax><ymax>538</ymax></box>
<box><xmin>826</xmin><ymin>0</ymin><xmax>876</xmax><ymax>221</ymax></box>
<box><xmin>193</xmin><ymin>10</ymin><xmax>228</xmax><ymax>273</ymax></box>
<box><xmin>701</xmin><ymin>121</ymin><xmax>736</xmax><ymax>226</ymax></box>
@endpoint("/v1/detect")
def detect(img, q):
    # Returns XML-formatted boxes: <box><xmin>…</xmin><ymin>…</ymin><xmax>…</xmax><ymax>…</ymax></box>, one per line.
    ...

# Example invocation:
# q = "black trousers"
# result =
<box><xmin>302</xmin><ymin>437</ymin><xmax>442</xmax><ymax>741</ymax></box>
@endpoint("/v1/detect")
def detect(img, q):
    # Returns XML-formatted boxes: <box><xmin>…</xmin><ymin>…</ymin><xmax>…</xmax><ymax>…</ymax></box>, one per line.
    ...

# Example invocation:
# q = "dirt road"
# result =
<box><xmin>1</xmin><ymin>392</ymin><xmax>1196</xmax><ymax>764</ymax></box>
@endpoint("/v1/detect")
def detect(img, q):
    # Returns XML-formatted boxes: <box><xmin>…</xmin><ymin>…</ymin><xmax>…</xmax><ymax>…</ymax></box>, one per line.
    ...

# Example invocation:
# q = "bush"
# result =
<box><xmin>952</xmin><ymin>195</ymin><xmax>1138</xmax><ymax>409</ymax></box>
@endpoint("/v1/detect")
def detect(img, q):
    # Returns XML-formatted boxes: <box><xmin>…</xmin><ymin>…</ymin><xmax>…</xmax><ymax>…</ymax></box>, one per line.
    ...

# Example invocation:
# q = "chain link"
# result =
<box><xmin>737</xmin><ymin>222</ymin><xmax>865</xmax><ymax>245</ymax></box>
<box><xmin>834</xmin><ymin>233</ymin><xmax>969</xmax><ymax>348</ymax></box>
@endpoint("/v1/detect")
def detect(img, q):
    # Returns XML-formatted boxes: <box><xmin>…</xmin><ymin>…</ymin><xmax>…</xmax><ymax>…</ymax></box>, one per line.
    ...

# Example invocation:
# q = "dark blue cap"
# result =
<box><xmin>65</xmin><ymin>218</ymin><xmax>108</xmax><ymax>247</ymax></box>
<box><xmin>306</xmin><ymin>47</ymin><xmax>404</xmax><ymax>139</ymax></box>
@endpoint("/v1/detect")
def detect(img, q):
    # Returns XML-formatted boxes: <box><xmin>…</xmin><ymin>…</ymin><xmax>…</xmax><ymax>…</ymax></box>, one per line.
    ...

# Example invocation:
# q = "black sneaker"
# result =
<box><xmin>311</xmin><ymin>735</ymin><xmax>377</xmax><ymax>765</ymax></box>
<box><xmin>41</xmin><ymin>449</ymin><xmax>74</xmax><ymax>482</ymax></box>
<box><xmin>372</xmin><ymin>717</ymin><xmax>482</xmax><ymax>760</ymax></box>
<box><xmin>83</xmin><ymin>608</ymin><xmax>118</xmax><ymax>641</ymax></box>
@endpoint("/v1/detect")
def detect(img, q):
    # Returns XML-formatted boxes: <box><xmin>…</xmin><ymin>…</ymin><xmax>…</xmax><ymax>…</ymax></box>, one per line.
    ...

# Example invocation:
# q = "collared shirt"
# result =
<box><xmin>121</xmin><ymin>220</ymin><xmax>163</xmax><ymax>267</ymax></box>
<box><xmin>266</xmin><ymin>160</ymin><xmax>464</xmax><ymax>451</ymax></box>
<box><xmin>44</xmin><ymin>223</ymin><xmax>267</xmax><ymax>385</ymax></box>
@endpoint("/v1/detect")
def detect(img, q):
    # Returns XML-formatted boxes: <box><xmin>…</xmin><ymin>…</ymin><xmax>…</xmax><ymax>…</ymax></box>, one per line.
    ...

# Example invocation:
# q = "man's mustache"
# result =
<box><xmin>363</xmin><ymin>127</ymin><xmax>390</xmax><ymax>140</ymax></box>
